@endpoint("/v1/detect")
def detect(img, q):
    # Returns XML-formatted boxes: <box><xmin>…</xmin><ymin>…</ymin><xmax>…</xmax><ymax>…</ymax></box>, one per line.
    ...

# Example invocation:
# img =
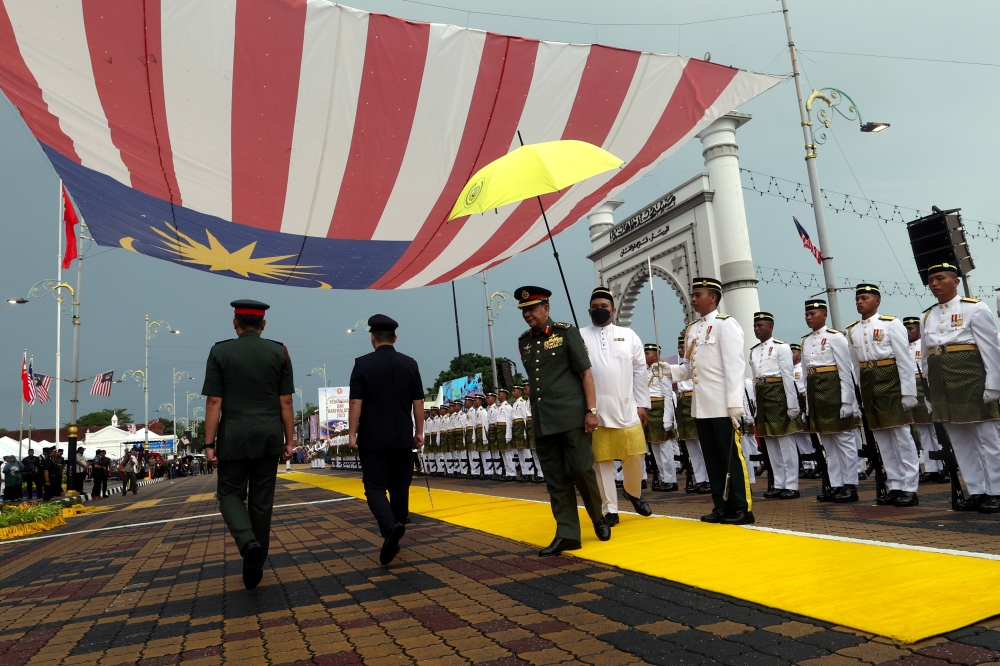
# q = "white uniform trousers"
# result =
<box><xmin>685</xmin><ymin>439</ymin><xmax>709</xmax><ymax>483</ymax></box>
<box><xmin>874</xmin><ymin>426</ymin><xmax>920</xmax><ymax>492</ymax></box>
<box><xmin>614</xmin><ymin>460</ymin><xmax>624</xmax><ymax>482</ymax></box>
<box><xmin>766</xmin><ymin>434</ymin><xmax>800</xmax><ymax>490</ymax></box>
<box><xmin>532</xmin><ymin>449</ymin><xmax>545</xmax><ymax>478</ymax></box>
<box><xmin>517</xmin><ymin>448</ymin><xmax>534</xmax><ymax>475</ymax></box>
<box><xmin>795</xmin><ymin>432</ymin><xmax>816</xmax><ymax>469</ymax></box>
<box><xmin>914</xmin><ymin>424</ymin><xmax>943</xmax><ymax>473</ymax></box>
<box><xmin>820</xmin><ymin>431</ymin><xmax>860</xmax><ymax>488</ymax></box>
<box><xmin>742</xmin><ymin>433</ymin><xmax>758</xmax><ymax>484</ymax></box>
<box><xmin>500</xmin><ymin>449</ymin><xmax>517</xmax><ymax>476</ymax></box>
<box><xmin>469</xmin><ymin>449</ymin><xmax>482</xmax><ymax>475</ymax></box>
<box><xmin>594</xmin><ymin>454</ymin><xmax>644</xmax><ymax>515</ymax></box>
<box><xmin>651</xmin><ymin>440</ymin><xmax>679</xmax><ymax>484</ymax></box>
<box><xmin>482</xmin><ymin>450</ymin><xmax>494</xmax><ymax>475</ymax></box>
<box><xmin>944</xmin><ymin>421</ymin><xmax>1000</xmax><ymax>496</ymax></box>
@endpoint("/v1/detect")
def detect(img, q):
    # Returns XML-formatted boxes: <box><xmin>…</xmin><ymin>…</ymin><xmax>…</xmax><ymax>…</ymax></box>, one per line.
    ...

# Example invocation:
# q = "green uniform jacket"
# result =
<box><xmin>518</xmin><ymin>318</ymin><xmax>591</xmax><ymax>437</ymax></box>
<box><xmin>202</xmin><ymin>331</ymin><xmax>294</xmax><ymax>460</ymax></box>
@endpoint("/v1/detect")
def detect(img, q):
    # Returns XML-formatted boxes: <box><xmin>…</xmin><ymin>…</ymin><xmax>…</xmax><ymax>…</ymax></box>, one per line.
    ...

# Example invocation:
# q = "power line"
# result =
<box><xmin>799</xmin><ymin>48</ymin><xmax>1000</xmax><ymax>69</ymax></box>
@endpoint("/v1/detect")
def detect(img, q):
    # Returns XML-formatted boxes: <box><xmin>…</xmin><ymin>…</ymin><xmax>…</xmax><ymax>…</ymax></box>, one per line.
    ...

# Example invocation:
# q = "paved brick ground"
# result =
<box><xmin>0</xmin><ymin>468</ymin><xmax>998</xmax><ymax>666</ymax></box>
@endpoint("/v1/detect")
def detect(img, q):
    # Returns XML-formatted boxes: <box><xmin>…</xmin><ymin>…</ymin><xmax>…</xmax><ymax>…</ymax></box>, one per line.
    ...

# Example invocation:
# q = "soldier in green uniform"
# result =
<box><xmin>202</xmin><ymin>299</ymin><xmax>295</xmax><ymax>590</ymax></box>
<box><xmin>515</xmin><ymin>286</ymin><xmax>610</xmax><ymax>556</ymax></box>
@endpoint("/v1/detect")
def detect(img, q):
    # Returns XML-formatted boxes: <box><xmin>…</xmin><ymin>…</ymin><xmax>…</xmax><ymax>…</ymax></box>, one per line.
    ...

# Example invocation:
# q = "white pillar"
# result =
<box><xmin>697</xmin><ymin>112</ymin><xmax>759</xmax><ymax>361</ymax></box>
<box><xmin>587</xmin><ymin>199</ymin><xmax>624</xmax><ymax>243</ymax></box>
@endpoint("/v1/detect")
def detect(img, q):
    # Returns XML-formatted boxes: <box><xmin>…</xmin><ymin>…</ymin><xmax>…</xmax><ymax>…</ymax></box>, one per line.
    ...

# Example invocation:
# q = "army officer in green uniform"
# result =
<box><xmin>203</xmin><ymin>299</ymin><xmax>295</xmax><ymax>590</ymax></box>
<box><xmin>516</xmin><ymin>286</ymin><xmax>611</xmax><ymax>556</ymax></box>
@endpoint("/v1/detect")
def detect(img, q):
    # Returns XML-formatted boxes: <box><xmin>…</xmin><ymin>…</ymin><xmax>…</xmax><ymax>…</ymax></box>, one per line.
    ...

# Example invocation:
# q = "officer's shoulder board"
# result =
<box><xmin>750</xmin><ymin>342</ymin><xmax>761</xmax><ymax>350</ymax></box>
<box><xmin>961</xmin><ymin>297</ymin><xmax>981</xmax><ymax>304</ymax></box>
<box><xmin>715</xmin><ymin>313</ymin><xmax>731</xmax><ymax>319</ymax></box>
<box><xmin>552</xmin><ymin>321</ymin><xmax>572</xmax><ymax>329</ymax></box>
<box><xmin>826</xmin><ymin>328</ymin><xmax>841</xmax><ymax>335</ymax></box>
<box><xmin>845</xmin><ymin>320</ymin><xmax>860</xmax><ymax>330</ymax></box>
<box><xmin>878</xmin><ymin>315</ymin><xmax>896</xmax><ymax>321</ymax></box>
<box><xmin>519</xmin><ymin>329</ymin><xmax>531</xmax><ymax>339</ymax></box>
<box><xmin>923</xmin><ymin>304</ymin><xmax>934</xmax><ymax>314</ymax></box>
<box><xmin>773</xmin><ymin>339</ymin><xmax>785</xmax><ymax>345</ymax></box>
<box><xmin>214</xmin><ymin>338</ymin><xmax>235</xmax><ymax>346</ymax></box>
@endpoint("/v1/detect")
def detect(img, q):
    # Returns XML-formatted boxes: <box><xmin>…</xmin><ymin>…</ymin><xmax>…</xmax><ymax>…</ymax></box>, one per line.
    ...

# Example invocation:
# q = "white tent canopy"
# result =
<box><xmin>121</xmin><ymin>428</ymin><xmax>170</xmax><ymax>443</ymax></box>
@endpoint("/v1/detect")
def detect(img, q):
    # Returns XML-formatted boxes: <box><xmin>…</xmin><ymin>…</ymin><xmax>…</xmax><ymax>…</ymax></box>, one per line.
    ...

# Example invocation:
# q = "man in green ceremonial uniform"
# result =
<box><xmin>203</xmin><ymin>299</ymin><xmax>295</xmax><ymax>590</ymax></box>
<box><xmin>516</xmin><ymin>286</ymin><xmax>610</xmax><ymax>556</ymax></box>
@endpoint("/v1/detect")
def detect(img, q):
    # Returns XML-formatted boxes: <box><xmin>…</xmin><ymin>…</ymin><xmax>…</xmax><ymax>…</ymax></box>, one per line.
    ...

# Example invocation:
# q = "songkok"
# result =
<box><xmin>805</xmin><ymin>299</ymin><xmax>828</xmax><ymax>312</ymax></box>
<box><xmin>515</xmin><ymin>286</ymin><xmax>551</xmax><ymax>308</ymax></box>
<box><xmin>902</xmin><ymin>316</ymin><xmax>920</xmax><ymax>326</ymax></box>
<box><xmin>368</xmin><ymin>314</ymin><xmax>398</xmax><ymax>332</ymax></box>
<box><xmin>644</xmin><ymin>343</ymin><xmax>661</xmax><ymax>352</ymax></box>
<box><xmin>691</xmin><ymin>276</ymin><xmax>722</xmax><ymax>294</ymax></box>
<box><xmin>927</xmin><ymin>262</ymin><xmax>961</xmax><ymax>277</ymax></box>
<box><xmin>856</xmin><ymin>283</ymin><xmax>881</xmax><ymax>296</ymax></box>
<box><xmin>789</xmin><ymin>343</ymin><xmax>802</xmax><ymax>351</ymax></box>
<box><xmin>512</xmin><ymin>385</ymin><xmax>524</xmax><ymax>390</ymax></box>
<box><xmin>590</xmin><ymin>286</ymin><xmax>615</xmax><ymax>304</ymax></box>
<box><xmin>754</xmin><ymin>312</ymin><xmax>774</xmax><ymax>322</ymax></box>
<box><xmin>231</xmin><ymin>299</ymin><xmax>269</xmax><ymax>316</ymax></box>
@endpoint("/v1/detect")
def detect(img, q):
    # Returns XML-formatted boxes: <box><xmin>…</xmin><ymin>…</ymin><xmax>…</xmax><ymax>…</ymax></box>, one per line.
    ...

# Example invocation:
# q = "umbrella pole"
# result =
<box><xmin>534</xmin><ymin>196</ymin><xmax>578</xmax><ymax>328</ymax></box>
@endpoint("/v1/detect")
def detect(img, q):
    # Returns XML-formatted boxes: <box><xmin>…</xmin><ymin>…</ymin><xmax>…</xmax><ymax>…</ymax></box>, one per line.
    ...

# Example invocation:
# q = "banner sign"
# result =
<box><xmin>441</xmin><ymin>374</ymin><xmax>483</xmax><ymax>403</ymax></box>
<box><xmin>319</xmin><ymin>386</ymin><xmax>350</xmax><ymax>438</ymax></box>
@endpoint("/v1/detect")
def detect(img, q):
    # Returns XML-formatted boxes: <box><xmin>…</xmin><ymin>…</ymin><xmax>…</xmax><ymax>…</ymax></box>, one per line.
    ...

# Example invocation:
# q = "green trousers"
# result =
<box><xmin>533</xmin><ymin>427</ymin><xmax>603</xmax><ymax>541</ymax></box>
<box><xmin>217</xmin><ymin>457</ymin><xmax>278</xmax><ymax>557</ymax></box>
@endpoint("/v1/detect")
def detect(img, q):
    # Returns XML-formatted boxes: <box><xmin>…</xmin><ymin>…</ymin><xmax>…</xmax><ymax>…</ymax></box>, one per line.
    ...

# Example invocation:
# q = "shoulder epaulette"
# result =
<box><xmin>826</xmin><ymin>328</ymin><xmax>841</xmax><ymax>335</ymax></box>
<box><xmin>750</xmin><ymin>342</ymin><xmax>761</xmax><ymax>350</ymax></box>
<box><xmin>268</xmin><ymin>339</ymin><xmax>284</xmax><ymax>346</ymax></box>
<box><xmin>214</xmin><ymin>339</ymin><xmax>235</xmax><ymax>346</ymax></box>
<box><xmin>773</xmin><ymin>339</ymin><xmax>785</xmax><ymax>345</ymax></box>
<box><xmin>715</xmin><ymin>313</ymin><xmax>731</xmax><ymax>319</ymax></box>
<box><xmin>519</xmin><ymin>329</ymin><xmax>531</xmax><ymax>338</ymax></box>
<box><xmin>923</xmin><ymin>305</ymin><xmax>934</xmax><ymax>314</ymax></box>
<box><xmin>552</xmin><ymin>321</ymin><xmax>572</xmax><ymax>329</ymax></box>
<box><xmin>878</xmin><ymin>315</ymin><xmax>896</xmax><ymax>321</ymax></box>
<box><xmin>961</xmin><ymin>297</ymin><xmax>981</xmax><ymax>303</ymax></box>
<box><xmin>845</xmin><ymin>320</ymin><xmax>860</xmax><ymax>330</ymax></box>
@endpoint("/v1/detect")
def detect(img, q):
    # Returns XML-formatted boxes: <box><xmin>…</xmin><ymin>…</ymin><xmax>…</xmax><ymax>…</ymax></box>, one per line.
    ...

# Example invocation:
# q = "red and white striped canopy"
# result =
<box><xmin>0</xmin><ymin>0</ymin><xmax>782</xmax><ymax>289</ymax></box>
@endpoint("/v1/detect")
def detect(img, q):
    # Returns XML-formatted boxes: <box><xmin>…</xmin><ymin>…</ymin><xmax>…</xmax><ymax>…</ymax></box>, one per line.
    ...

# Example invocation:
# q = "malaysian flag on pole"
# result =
<box><xmin>91</xmin><ymin>370</ymin><xmax>114</xmax><ymax>397</ymax></box>
<box><xmin>21</xmin><ymin>353</ymin><xmax>34</xmax><ymax>404</ymax></box>
<box><xmin>33</xmin><ymin>372</ymin><xmax>52</xmax><ymax>404</ymax></box>
<box><xmin>793</xmin><ymin>216</ymin><xmax>824</xmax><ymax>265</ymax></box>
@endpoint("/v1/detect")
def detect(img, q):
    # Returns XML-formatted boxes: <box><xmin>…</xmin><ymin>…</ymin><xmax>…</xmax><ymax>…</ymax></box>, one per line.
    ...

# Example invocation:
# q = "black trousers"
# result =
<box><xmin>358</xmin><ymin>447</ymin><xmax>413</xmax><ymax>536</ymax></box>
<box><xmin>93</xmin><ymin>472</ymin><xmax>108</xmax><ymax>497</ymax></box>
<box><xmin>124</xmin><ymin>472</ymin><xmax>138</xmax><ymax>494</ymax></box>
<box><xmin>534</xmin><ymin>427</ymin><xmax>604</xmax><ymax>541</ymax></box>
<box><xmin>23</xmin><ymin>473</ymin><xmax>40</xmax><ymax>499</ymax></box>
<box><xmin>694</xmin><ymin>417</ymin><xmax>751</xmax><ymax>513</ymax></box>
<box><xmin>43</xmin><ymin>479</ymin><xmax>61</xmax><ymax>501</ymax></box>
<box><xmin>3</xmin><ymin>485</ymin><xmax>22</xmax><ymax>501</ymax></box>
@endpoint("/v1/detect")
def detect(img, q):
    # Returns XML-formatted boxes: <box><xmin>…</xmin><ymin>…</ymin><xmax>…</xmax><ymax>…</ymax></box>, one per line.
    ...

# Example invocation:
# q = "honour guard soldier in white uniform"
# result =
<box><xmin>422</xmin><ymin>410</ymin><xmax>434</xmax><ymax>474</ymax></box>
<box><xmin>486</xmin><ymin>393</ymin><xmax>500</xmax><ymax>478</ymax></box>
<box><xmin>790</xmin><ymin>344</ymin><xmax>818</xmax><ymax>476</ymax></box>
<box><xmin>496</xmin><ymin>388</ymin><xmax>516</xmax><ymax>480</ymax></box>
<box><xmin>802</xmin><ymin>299</ymin><xmax>860</xmax><ymax>503</ymax></box>
<box><xmin>904</xmin><ymin>316</ymin><xmax>946</xmax><ymax>481</ymax></box>
<box><xmin>645</xmin><ymin>344</ymin><xmax>679</xmax><ymax>492</ymax></box>
<box><xmin>921</xmin><ymin>263</ymin><xmax>1000</xmax><ymax>513</ymax></box>
<box><xmin>511</xmin><ymin>386</ymin><xmax>533</xmax><ymax>480</ymax></box>
<box><xmin>473</xmin><ymin>394</ymin><xmax>490</xmax><ymax>477</ymax></box>
<box><xmin>676</xmin><ymin>336</ymin><xmax>710</xmax><ymax>491</ymax></box>
<box><xmin>462</xmin><ymin>396</ymin><xmax>476</xmax><ymax>476</ymax></box>
<box><xmin>666</xmin><ymin>277</ymin><xmax>754</xmax><ymax>524</ymax></box>
<box><xmin>750</xmin><ymin>313</ymin><xmax>802</xmax><ymax>499</ymax></box>
<box><xmin>846</xmin><ymin>284</ymin><xmax>921</xmax><ymax>506</ymax></box>
<box><xmin>446</xmin><ymin>401</ymin><xmax>460</xmax><ymax>476</ymax></box>
<box><xmin>581</xmin><ymin>287</ymin><xmax>654</xmax><ymax>524</ymax></box>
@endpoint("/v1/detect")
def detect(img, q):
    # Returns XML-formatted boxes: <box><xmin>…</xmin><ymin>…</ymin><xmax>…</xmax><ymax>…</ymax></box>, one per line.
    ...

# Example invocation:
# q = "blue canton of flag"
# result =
<box><xmin>793</xmin><ymin>216</ymin><xmax>823</xmax><ymax>265</ymax></box>
<box><xmin>91</xmin><ymin>370</ymin><xmax>114</xmax><ymax>397</ymax></box>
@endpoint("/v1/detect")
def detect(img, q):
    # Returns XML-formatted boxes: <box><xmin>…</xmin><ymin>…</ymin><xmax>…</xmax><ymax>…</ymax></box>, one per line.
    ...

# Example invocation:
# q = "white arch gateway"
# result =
<box><xmin>587</xmin><ymin>112</ymin><xmax>761</xmax><ymax>359</ymax></box>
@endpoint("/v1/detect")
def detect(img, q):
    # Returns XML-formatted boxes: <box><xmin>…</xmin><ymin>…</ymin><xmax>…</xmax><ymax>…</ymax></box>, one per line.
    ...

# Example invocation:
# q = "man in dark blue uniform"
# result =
<box><xmin>202</xmin><ymin>299</ymin><xmax>295</xmax><ymax>590</ymax></box>
<box><xmin>348</xmin><ymin>314</ymin><xmax>426</xmax><ymax>566</ymax></box>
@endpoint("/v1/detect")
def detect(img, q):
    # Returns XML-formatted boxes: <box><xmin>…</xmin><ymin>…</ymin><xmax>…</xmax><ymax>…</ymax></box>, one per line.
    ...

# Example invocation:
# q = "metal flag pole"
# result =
<box><xmin>517</xmin><ymin>131</ymin><xmax>578</xmax><ymax>327</ymax></box>
<box><xmin>67</xmin><ymin>220</ymin><xmax>83</xmax><ymax>490</ymax></box>
<box><xmin>484</xmin><ymin>271</ymin><xmax>498</xmax><ymax>391</ymax></box>
<box><xmin>27</xmin><ymin>354</ymin><xmax>34</xmax><ymax>448</ymax></box>
<box><xmin>18</xmin><ymin>349</ymin><xmax>25</xmax><ymax>459</ymax></box>
<box><xmin>56</xmin><ymin>181</ymin><xmax>64</xmax><ymax>482</ymax></box>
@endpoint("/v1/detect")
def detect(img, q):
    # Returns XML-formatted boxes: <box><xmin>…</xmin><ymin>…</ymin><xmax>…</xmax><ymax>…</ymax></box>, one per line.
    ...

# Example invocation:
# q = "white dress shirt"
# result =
<box><xmin>793</xmin><ymin>362</ymin><xmax>806</xmax><ymax>394</ymax></box>
<box><xmin>647</xmin><ymin>362</ymin><xmax>677</xmax><ymax>428</ymax></box>
<box><xmin>581</xmin><ymin>323</ymin><xmax>650</xmax><ymax>429</ymax></box>
<box><xmin>668</xmin><ymin>310</ymin><xmax>746</xmax><ymax>419</ymax></box>
<box><xmin>511</xmin><ymin>397</ymin><xmax>528</xmax><ymax>421</ymax></box>
<box><xmin>846</xmin><ymin>313</ymin><xmax>916</xmax><ymax>398</ymax></box>
<box><xmin>498</xmin><ymin>401</ymin><xmax>513</xmax><ymax>442</ymax></box>
<box><xmin>750</xmin><ymin>337</ymin><xmax>799</xmax><ymax>410</ymax></box>
<box><xmin>801</xmin><ymin>326</ymin><xmax>856</xmax><ymax>407</ymax></box>
<box><xmin>920</xmin><ymin>295</ymin><xmax>1000</xmax><ymax>391</ymax></box>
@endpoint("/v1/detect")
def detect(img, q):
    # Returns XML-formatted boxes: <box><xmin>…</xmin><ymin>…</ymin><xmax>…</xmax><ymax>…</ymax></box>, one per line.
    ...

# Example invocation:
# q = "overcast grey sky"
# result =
<box><xmin>2</xmin><ymin>0</ymin><xmax>998</xmax><ymax>431</ymax></box>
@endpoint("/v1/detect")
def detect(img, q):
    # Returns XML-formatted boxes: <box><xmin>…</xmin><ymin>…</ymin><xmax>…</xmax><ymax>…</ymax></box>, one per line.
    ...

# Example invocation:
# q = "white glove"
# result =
<box><xmin>787</xmin><ymin>407</ymin><xmax>801</xmax><ymax>420</ymax></box>
<box><xmin>743</xmin><ymin>413</ymin><xmax>755</xmax><ymax>426</ymax></box>
<box><xmin>985</xmin><ymin>389</ymin><xmax>1000</xmax><ymax>403</ymax></box>
<box><xmin>663</xmin><ymin>419</ymin><xmax>675</xmax><ymax>431</ymax></box>
<box><xmin>925</xmin><ymin>398</ymin><xmax>932</xmax><ymax>413</ymax></box>
<box><xmin>839</xmin><ymin>403</ymin><xmax>853</xmax><ymax>419</ymax></box>
<box><xmin>901</xmin><ymin>395</ymin><xmax>918</xmax><ymax>410</ymax></box>
<box><xmin>728</xmin><ymin>406</ymin><xmax>745</xmax><ymax>425</ymax></box>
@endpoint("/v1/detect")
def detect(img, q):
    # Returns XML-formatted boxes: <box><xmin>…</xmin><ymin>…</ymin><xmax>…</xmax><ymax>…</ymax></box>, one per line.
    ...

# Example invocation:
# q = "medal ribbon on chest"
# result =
<box><xmin>873</xmin><ymin>329</ymin><xmax>883</xmax><ymax>342</ymax></box>
<box><xmin>952</xmin><ymin>314</ymin><xmax>963</xmax><ymax>328</ymax></box>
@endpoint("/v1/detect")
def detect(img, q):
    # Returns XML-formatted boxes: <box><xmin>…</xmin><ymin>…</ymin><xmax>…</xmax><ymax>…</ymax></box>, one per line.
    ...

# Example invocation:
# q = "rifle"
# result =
<box><xmin>676</xmin><ymin>442</ymin><xmax>695</xmax><ymax>492</ymax></box>
<box><xmin>744</xmin><ymin>385</ymin><xmax>773</xmax><ymax>492</ymax></box>
<box><xmin>918</xmin><ymin>373</ymin><xmax>965</xmax><ymax>509</ymax></box>
<box><xmin>853</xmin><ymin>380</ymin><xmax>888</xmax><ymax>500</ymax></box>
<box><xmin>797</xmin><ymin>393</ymin><xmax>833</xmax><ymax>499</ymax></box>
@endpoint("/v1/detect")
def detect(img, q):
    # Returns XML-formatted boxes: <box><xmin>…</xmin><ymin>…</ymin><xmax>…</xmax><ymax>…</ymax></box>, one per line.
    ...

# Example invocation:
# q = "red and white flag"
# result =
<box><xmin>793</xmin><ymin>216</ymin><xmax>823</xmax><ymax>265</ymax></box>
<box><xmin>91</xmin><ymin>370</ymin><xmax>114</xmax><ymax>397</ymax></box>
<box><xmin>21</xmin><ymin>353</ymin><xmax>34</xmax><ymax>404</ymax></box>
<box><xmin>61</xmin><ymin>184</ymin><xmax>80</xmax><ymax>269</ymax></box>
<box><xmin>32</xmin><ymin>372</ymin><xmax>52</xmax><ymax>404</ymax></box>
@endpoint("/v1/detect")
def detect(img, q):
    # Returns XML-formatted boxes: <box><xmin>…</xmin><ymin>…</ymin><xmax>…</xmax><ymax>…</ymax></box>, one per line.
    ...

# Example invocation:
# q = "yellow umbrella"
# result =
<box><xmin>448</xmin><ymin>139</ymin><xmax>623</xmax><ymax>221</ymax></box>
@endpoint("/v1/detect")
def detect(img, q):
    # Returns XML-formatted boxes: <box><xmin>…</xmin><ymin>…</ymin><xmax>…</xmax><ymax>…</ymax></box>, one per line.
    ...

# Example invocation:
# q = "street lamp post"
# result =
<box><xmin>346</xmin><ymin>320</ymin><xmax>370</xmax><ymax>334</ymax></box>
<box><xmin>483</xmin><ymin>273</ymin><xmax>513</xmax><ymax>392</ymax></box>
<box><xmin>781</xmin><ymin>0</ymin><xmax>889</xmax><ymax>329</ymax></box>
<box><xmin>171</xmin><ymin>368</ymin><xmax>194</xmax><ymax>447</ymax></box>
<box><xmin>144</xmin><ymin>315</ymin><xmax>178</xmax><ymax>451</ymax></box>
<box><xmin>309</xmin><ymin>364</ymin><xmax>328</xmax><ymax>388</ymax></box>
<box><xmin>191</xmin><ymin>406</ymin><xmax>204</xmax><ymax>442</ymax></box>
<box><xmin>295</xmin><ymin>386</ymin><xmax>303</xmax><ymax>443</ymax></box>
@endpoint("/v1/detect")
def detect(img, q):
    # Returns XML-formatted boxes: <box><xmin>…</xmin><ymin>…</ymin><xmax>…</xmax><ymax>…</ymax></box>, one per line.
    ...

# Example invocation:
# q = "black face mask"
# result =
<box><xmin>589</xmin><ymin>308</ymin><xmax>612</xmax><ymax>325</ymax></box>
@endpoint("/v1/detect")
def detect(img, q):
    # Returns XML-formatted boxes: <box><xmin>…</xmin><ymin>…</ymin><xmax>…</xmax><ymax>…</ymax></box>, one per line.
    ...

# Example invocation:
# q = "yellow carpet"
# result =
<box><xmin>286</xmin><ymin>472</ymin><xmax>1000</xmax><ymax>642</ymax></box>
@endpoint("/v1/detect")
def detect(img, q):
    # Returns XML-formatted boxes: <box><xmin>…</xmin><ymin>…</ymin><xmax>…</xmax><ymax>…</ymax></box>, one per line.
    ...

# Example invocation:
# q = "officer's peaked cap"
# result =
<box><xmin>516</xmin><ymin>286</ymin><xmax>551</xmax><ymax>308</ymax></box>
<box><xmin>231</xmin><ymin>299</ymin><xmax>269</xmax><ymax>316</ymax></box>
<box><xmin>368</xmin><ymin>314</ymin><xmax>398</xmax><ymax>332</ymax></box>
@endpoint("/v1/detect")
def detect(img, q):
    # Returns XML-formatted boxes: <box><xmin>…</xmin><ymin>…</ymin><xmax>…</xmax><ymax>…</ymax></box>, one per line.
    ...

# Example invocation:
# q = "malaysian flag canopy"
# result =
<box><xmin>0</xmin><ymin>0</ymin><xmax>783</xmax><ymax>290</ymax></box>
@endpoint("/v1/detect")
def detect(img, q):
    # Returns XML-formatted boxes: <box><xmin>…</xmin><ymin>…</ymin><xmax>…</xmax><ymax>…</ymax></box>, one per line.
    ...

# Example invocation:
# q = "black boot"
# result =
<box><xmin>876</xmin><ymin>489</ymin><xmax>902</xmax><ymax>506</ymax></box>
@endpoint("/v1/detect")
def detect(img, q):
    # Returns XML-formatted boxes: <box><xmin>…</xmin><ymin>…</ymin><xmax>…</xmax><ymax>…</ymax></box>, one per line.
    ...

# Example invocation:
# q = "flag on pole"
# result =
<box><xmin>62</xmin><ymin>183</ymin><xmax>79</xmax><ymax>269</ymax></box>
<box><xmin>793</xmin><ymin>216</ymin><xmax>823</xmax><ymax>265</ymax></box>
<box><xmin>91</xmin><ymin>370</ymin><xmax>114</xmax><ymax>397</ymax></box>
<box><xmin>33</xmin><ymin>373</ymin><xmax>52</xmax><ymax>404</ymax></box>
<box><xmin>21</xmin><ymin>353</ymin><xmax>34</xmax><ymax>404</ymax></box>
<box><xmin>128</xmin><ymin>424</ymin><xmax>136</xmax><ymax>434</ymax></box>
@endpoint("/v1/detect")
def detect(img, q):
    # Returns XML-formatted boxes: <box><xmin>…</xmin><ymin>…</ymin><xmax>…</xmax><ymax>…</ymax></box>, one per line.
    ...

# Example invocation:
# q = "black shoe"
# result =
<box><xmin>694</xmin><ymin>482</ymin><xmax>712</xmax><ymax>494</ymax></box>
<box><xmin>595</xmin><ymin>520</ymin><xmax>611</xmax><ymax>542</ymax></box>
<box><xmin>978</xmin><ymin>496</ymin><xmax>1000</xmax><ymax>514</ymax></box>
<box><xmin>858</xmin><ymin>472</ymin><xmax>869</xmax><ymax>481</ymax></box>
<box><xmin>614</xmin><ymin>480</ymin><xmax>624</xmax><ymax>488</ymax></box>
<box><xmin>722</xmin><ymin>510</ymin><xmax>755</xmax><ymax>525</ymax></box>
<box><xmin>762</xmin><ymin>488</ymin><xmax>783</xmax><ymax>499</ymax></box>
<box><xmin>660</xmin><ymin>482</ymin><xmax>678</xmax><ymax>492</ymax></box>
<box><xmin>817</xmin><ymin>487</ymin><xmax>837</xmax><ymax>502</ymax></box>
<box><xmin>877</xmin><ymin>489</ymin><xmax>903</xmax><ymax>506</ymax></box>
<box><xmin>622</xmin><ymin>489</ymin><xmax>653</xmax><ymax>517</ymax></box>
<box><xmin>539</xmin><ymin>537</ymin><xmax>582</xmax><ymax>557</ymax></box>
<box><xmin>651</xmin><ymin>480</ymin><xmax>661</xmax><ymax>492</ymax></box>
<box><xmin>832</xmin><ymin>486</ymin><xmax>859</xmax><ymax>503</ymax></box>
<box><xmin>380</xmin><ymin>522</ymin><xmax>406</xmax><ymax>566</ymax></box>
<box><xmin>778</xmin><ymin>489</ymin><xmax>800</xmax><ymax>500</ymax></box>
<box><xmin>603</xmin><ymin>512</ymin><xmax>620</xmax><ymax>527</ymax></box>
<box><xmin>532</xmin><ymin>475</ymin><xmax>544</xmax><ymax>484</ymax></box>
<box><xmin>701</xmin><ymin>507</ymin><xmax>727</xmax><ymax>523</ymax></box>
<box><xmin>641</xmin><ymin>479</ymin><xmax>648</xmax><ymax>490</ymax></box>
<box><xmin>895</xmin><ymin>491</ymin><xmax>919</xmax><ymax>507</ymax></box>
<box><xmin>241</xmin><ymin>540</ymin><xmax>265</xmax><ymax>590</ymax></box>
